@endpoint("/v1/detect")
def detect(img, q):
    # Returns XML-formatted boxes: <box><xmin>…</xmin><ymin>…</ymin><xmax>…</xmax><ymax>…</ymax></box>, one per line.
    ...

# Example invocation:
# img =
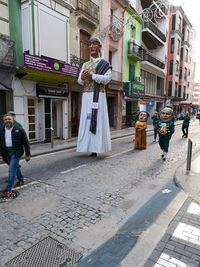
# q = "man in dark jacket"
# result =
<box><xmin>0</xmin><ymin>114</ymin><xmax>30</xmax><ymax>197</ymax></box>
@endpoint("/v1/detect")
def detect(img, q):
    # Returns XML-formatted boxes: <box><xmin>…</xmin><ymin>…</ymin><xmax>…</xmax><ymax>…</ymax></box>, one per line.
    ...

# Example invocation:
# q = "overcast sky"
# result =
<box><xmin>169</xmin><ymin>0</ymin><xmax>200</xmax><ymax>82</ymax></box>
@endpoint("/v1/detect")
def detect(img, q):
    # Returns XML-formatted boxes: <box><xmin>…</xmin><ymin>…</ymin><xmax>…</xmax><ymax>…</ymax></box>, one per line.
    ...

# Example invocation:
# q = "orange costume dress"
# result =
<box><xmin>134</xmin><ymin>121</ymin><xmax>147</xmax><ymax>149</ymax></box>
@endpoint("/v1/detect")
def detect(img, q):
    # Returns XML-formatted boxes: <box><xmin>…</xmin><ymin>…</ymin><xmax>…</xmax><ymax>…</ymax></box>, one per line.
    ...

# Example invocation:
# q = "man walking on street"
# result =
<box><xmin>77</xmin><ymin>37</ymin><xmax>112</xmax><ymax>157</ymax></box>
<box><xmin>151</xmin><ymin>111</ymin><xmax>160</xmax><ymax>142</ymax></box>
<box><xmin>182</xmin><ymin>112</ymin><xmax>190</xmax><ymax>138</ymax></box>
<box><xmin>0</xmin><ymin>114</ymin><xmax>30</xmax><ymax>197</ymax></box>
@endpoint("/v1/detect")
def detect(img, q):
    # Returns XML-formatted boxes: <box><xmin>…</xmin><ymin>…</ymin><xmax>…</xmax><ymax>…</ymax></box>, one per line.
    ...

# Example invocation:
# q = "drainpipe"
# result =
<box><xmin>31</xmin><ymin>0</ymin><xmax>36</xmax><ymax>55</ymax></box>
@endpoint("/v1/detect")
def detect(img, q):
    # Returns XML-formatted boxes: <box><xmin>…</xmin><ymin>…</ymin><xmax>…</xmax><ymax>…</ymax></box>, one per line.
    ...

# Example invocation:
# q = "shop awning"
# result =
<box><xmin>16</xmin><ymin>53</ymin><xmax>79</xmax><ymax>84</ymax></box>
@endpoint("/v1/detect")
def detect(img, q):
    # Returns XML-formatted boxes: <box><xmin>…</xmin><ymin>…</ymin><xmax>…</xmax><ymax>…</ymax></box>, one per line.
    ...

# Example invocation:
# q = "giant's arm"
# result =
<box><xmin>77</xmin><ymin>64</ymin><xmax>85</xmax><ymax>86</ymax></box>
<box><xmin>92</xmin><ymin>69</ymin><xmax>112</xmax><ymax>85</ymax></box>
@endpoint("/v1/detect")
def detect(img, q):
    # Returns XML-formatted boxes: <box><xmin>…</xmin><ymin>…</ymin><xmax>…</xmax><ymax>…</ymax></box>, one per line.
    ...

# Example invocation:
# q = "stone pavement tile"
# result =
<box><xmin>144</xmin><ymin>197</ymin><xmax>200</xmax><ymax>267</ymax></box>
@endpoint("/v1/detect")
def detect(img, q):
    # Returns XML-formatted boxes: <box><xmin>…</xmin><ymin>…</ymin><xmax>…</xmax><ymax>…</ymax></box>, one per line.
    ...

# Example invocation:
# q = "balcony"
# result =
<box><xmin>109</xmin><ymin>15</ymin><xmax>124</xmax><ymax>41</ymax></box>
<box><xmin>143</xmin><ymin>51</ymin><xmax>165</xmax><ymax>69</ymax></box>
<box><xmin>140</xmin><ymin>0</ymin><xmax>152</xmax><ymax>9</ymax></box>
<box><xmin>76</xmin><ymin>0</ymin><xmax>99</xmax><ymax>26</ymax></box>
<box><xmin>128</xmin><ymin>39</ymin><xmax>143</xmax><ymax>61</ymax></box>
<box><xmin>181</xmin><ymin>40</ymin><xmax>190</xmax><ymax>48</ymax></box>
<box><xmin>0</xmin><ymin>37</ymin><xmax>16</xmax><ymax>73</ymax></box>
<box><xmin>142</xmin><ymin>21</ymin><xmax>166</xmax><ymax>49</ymax></box>
<box><xmin>70</xmin><ymin>54</ymin><xmax>85</xmax><ymax>68</ymax></box>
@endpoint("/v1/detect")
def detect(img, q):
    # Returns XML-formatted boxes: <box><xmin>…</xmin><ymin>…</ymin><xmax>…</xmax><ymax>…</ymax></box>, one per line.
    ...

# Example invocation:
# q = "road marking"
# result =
<box><xmin>61</xmin><ymin>164</ymin><xmax>87</xmax><ymax>174</ymax></box>
<box><xmin>108</xmin><ymin>149</ymin><xmax>133</xmax><ymax>158</ymax></box>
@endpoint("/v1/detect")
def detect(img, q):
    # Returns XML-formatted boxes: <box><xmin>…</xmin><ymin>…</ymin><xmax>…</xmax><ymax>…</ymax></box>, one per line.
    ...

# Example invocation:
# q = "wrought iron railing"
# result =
<box><xmin>109</xmin><ymin>15</ymin><xmax>124</xmax><ymax>41</ymax></box>
<box><xmin>128</xmin><ymin>40</ymin><xmax>143</xmax><ymax>59</ymax></box>
<box><xmin>0</xmin><ymin>37</ymin><xmax>16</xmax><ymax>72</ymax></box>
<box><xmin>143</xmin><ymin>20</ymin><xmax>166</xmax><ymax>42</ymax></box>
<box><xmin>77</xmin><ymin>0</ymin><xmax>99</xmax><ymax>21</ymax></box>
<box><xmin>70</xmin><ymin>54</ymin><xmax>85</xmax><ymax>68</ymax></box>
<box><xmin>143</xmin><ymin>51</ymin><xmax>165</xmax><ymax>69</ymax></box>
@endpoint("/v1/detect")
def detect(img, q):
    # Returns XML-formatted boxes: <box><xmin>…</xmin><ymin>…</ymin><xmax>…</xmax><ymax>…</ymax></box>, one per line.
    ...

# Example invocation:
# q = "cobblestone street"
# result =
<box><xmin>0</xmin><ymin>122</ymin><xmax>200</xmax><ymax>266</ymax></box>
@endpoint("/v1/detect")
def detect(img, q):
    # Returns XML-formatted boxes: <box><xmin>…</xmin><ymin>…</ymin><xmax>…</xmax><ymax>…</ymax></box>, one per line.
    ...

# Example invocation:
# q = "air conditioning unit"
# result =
<box><xmin>135</xmin><ymin>76</ymin><xmax>142</xmax><ymax>83</ymax></box>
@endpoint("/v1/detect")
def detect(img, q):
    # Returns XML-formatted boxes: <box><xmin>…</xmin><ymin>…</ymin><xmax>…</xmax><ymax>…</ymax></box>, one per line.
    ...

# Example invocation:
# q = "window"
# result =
<box><xmin>176</xmin><ymin>61</ymin><xmax>179</xmax><ymax>72</ymax></box>
<box><xmin>109</xmin><ymin>51</ymin><xmax>112</xmax><ymax>65</ymax></box>
<box><xmin>185</xmin><ymin>49</ymin><xmax>188</xmax><ymax>62</ymax></box>
<box><xmin>129</xmin><ymin>64</ymin><xmax>135</xmax><ymax>82</ymax></box>
<box><xmin>80</xmin><ymin>30</ymin><xmax>90</xmax><ymax>61</ymax></box>
<box><xmin>180</xmin><ymin>48</ymin><xmax>183</xmax><ymax>61</ymax></box>
<box><xmin>179</xmin><ymin>67</ymin><xmax>182</xmax><ymax>79</ymax></box>
<box><xmin>184</xmin><ymin>68</ymin><xmax>187</xmax><ymax>80</ymax></box>
<box><xmin>175</xmin><ymin>82</ymin><xmax>178</xmax><ymax>96</ymax></box>
<box><xmin>168</xmin><ymin>82</ymin><xmax>172</xmax><ymax>96</ymax></box>
<box><xmin>187</xmin><ymin>82</ymin><xmax>190</xmax><ymax>88</ymax></box>
<box><xmin>169</xmin><ymin>60</ymin><xmax>173</xmax><ymax>75</ymax></box>
<box><xmin>28</xmin><ymin>98</ymin><xmax>36</xmax><ymax>140</ymax></box>
<box><xmin>188</xmin><ymin>70</ymin><xmax>190</xmax><ymax>77</ymax></box>
<box><xmin>177</xmin><ymin>39</ymin><xmax>180</xmax><ymax>55</ymax></box>
<box><xmin>170</xmin><ymin>38</ymin><xmax>174</xmax><ymax>53</ymax></box>
<box><xmin>183</xmin><ymin>86</ymin><xmax>186</xmax><ymax>98</ymax></box>
<box><xmin>187</xmin><ymin>29</ymin><xmax>190</xmax><ymax>42</ymax></box>
<box><xmin>178</xmin><ymin>16</ymin><xmax>182</xmax><ymax>31</ymax></box>
<box><xmin>171</xmin><ymin>14</ymin><xmax>176</xmax><ymax>30</ymax></box>
<box><xmin>178</xmin><ymin>85</ymin><xmax>181</xmax><ymax>97</ymax></box>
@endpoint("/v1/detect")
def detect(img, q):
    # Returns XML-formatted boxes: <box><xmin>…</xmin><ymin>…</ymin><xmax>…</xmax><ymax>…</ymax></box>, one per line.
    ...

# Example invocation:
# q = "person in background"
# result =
<box><xmin>182</xmin><ymin>112</ymin><xmax>190</xmax><ymax>138</ymax></box>
<box><xmin>158</xmin><ymin>107</ymin><xmax>175</xmax><ymax>161</ymax></box>
<box><xmin>77</xmin><ymin>37</ymin><xmax>112</xmax><ymax>157</ymax></box>
<box><xmin>151</xmin><ymin>111</ymin><xmax>160</xmax><ymax>142</ymax></box>
<box><xmin>0</xmin><ymin>114</ymin><xmax>30</xmax><ymax>197</ymax></box>
<box><xmin>134</xmin><ymin>111</ymin><xmax>149</xmax><ymax>150</ymax></box>
<box><xmin>134</xmin><ymin>110</ymin><xmax>140</xmax><ymax>125</ymax></box>
<box><xmin>7</xmin><ymin>111</ymin><xmax>22</xmax><ymax>127</ymax></box>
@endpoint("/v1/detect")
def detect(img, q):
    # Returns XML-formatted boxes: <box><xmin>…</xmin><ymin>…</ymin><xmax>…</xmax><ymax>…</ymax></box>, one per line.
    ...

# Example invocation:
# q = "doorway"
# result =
<box><xmin>52</xmin><ymin>100</ymin><xmax>63</xmax><ymax>138</ymax></box>
<box><xmin>71</xmin><ymin>92</ymin><xmax>79</xmax><ymax>136</ymax></box>
<box><xmin>107</xmin><ymin>96</ymin><xmax>115</xmax><ymax>128</ymax></box>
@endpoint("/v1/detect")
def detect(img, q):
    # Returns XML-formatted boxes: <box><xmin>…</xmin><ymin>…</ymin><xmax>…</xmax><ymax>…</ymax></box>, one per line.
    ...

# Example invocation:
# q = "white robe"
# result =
<box><xmin>77</xmin><ymin>57</ymin><xmax>112</xmax><ymax>154</ymax></box>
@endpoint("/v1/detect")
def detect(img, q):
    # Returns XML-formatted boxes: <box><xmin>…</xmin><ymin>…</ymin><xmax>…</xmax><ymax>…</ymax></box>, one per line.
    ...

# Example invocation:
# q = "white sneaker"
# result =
<box><xmin>163</xmin><ymin>152</ymin><xmax>167</xmax><ymax>161</ymax></box>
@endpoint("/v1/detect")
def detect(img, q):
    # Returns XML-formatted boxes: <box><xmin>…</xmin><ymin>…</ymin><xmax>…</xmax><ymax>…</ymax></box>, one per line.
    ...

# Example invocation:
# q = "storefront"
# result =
<box><xmin>123</xmin><ymin>81</ymin><xmax>145</xmax><ymax>127</ymax></box>
<box><xmin>14</xmin><ymin>53</ymin><xmax>79</xmax><ymax>142</ymax></box>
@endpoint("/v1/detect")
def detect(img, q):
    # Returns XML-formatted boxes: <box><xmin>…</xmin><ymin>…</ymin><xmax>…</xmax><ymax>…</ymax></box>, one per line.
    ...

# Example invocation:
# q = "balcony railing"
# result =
<box><xmin>77</xmin><ymin>0</ymin><xmax>99</xmax><ymax>21</ymax></box>
<box><xmin>111</xmin><ymin>70</ymin><xmax>122</xmax><ymax>82</ymax></box>
<box><xmin>143</xmin><ymin>51</ymin><xmax>165</xmax><ymax>69</ymax></box>
<box><xmin>143</xmin><ymin>21</ymin><xmax>166</xmax><ymax>42</ymax></box>
<box><xmin>0</xmin><ymin>37</ymin><xmax>16</xmax><ymax>72</ymax></box>
<box><xmin>109</xmin><ymin>15</ymin><xmax>124</xmax><ymax>41</ymax></box>
<box><xmin>128</xmin><ymin>39</ymin><xmax>143</xmax><ymax>60</ymax></box>
<box><xmin>70</xmin><ymin>54</ymin><xmax>85</xmax><ymax>68</ymax></box>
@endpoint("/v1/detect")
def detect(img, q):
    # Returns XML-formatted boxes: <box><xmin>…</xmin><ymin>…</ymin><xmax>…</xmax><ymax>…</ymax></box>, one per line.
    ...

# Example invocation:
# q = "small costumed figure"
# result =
<box><xmin>158</xmin><ymin>107</ymin><xmax>175</xmax><ymax>161</ymax></box>
<box><xmin>134</xmin><ymin>111</ymin><xmax>149</xmax><ymax>149</ymax></box>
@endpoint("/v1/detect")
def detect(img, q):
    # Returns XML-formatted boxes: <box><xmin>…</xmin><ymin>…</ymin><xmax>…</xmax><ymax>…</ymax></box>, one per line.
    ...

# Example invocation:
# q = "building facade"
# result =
<box><xmin>101</xmin><ymin>0</ymin><xmax>129</xmax><ymax>129</ymax></box>
<box><xmin>0</xmin><ymin>0</ymin><xmax>15</xmax><ymax>124</ymax></box>
<box><xmin>69</xmin><ymin>0</ymin><xmax>100</xmax><ymax>137</ymax></box>
<box><xmin>138</xmin><ymin>0</ymin><xmax>168</xmax><ymax>119</ymax></box>
<box><xmin>193</xmin><ymin>83</ymin><xmax>200</xmax><ymax>112</ymax></box>
<box><xmin>166</xmin><ymin>5</ymin><xmax>196</xmax><ymax>114</ymax></box>
<box><xmin>122</xmin><ymin>5</ymin><xmax>143</xmax><ymax>127</ymax></box>
<box><xmin>8</xmin><ymin>0</ymin><xmax>78</xmax><ymax>142</ymax></box>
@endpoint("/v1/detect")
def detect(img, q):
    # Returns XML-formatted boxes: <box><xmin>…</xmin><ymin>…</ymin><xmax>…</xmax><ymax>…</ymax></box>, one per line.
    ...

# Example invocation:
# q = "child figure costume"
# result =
<box><xmin>134</xmin><ymin>111</ymin><xmax>149</xmax><ymax>149</ymax></box>
<box><xmin>158</xmin><ymin>107</ymin><xmax>175</xmax><ymax>161</ymax></box>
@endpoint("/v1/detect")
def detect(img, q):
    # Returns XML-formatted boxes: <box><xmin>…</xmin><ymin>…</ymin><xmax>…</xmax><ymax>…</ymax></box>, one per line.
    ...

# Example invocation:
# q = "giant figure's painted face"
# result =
<box><xmin>139</xmin><ymin>111</ymin><xmax>149</xmax><ymax>122</ymax></box>
<box><xmin>160</xmin><ymin>108</ymin><xmax>173</xmax><ymax>122</ymax></box>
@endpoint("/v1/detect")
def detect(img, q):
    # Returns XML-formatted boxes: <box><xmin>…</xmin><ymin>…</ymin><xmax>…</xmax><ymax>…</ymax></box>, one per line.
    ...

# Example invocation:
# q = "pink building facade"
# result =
<box><xmin>101</xmin><ymin>0</ymin><xmax>129</xmax><ymax>129</ymax></box>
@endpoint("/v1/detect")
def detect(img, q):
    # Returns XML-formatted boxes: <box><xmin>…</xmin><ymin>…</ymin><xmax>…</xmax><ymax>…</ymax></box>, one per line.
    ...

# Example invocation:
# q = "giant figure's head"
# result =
<box><xmin>160</xmin><ymin>107</ymin><xmax>173</xmax><ymax>122</ymax></box>
<box><xmin>139</xmin><ymin>111</ymin><xmax>149</xmax><ymax>122</ymax></box>
<box><xmin>88</xmin><ymin>37</ymin><xmax>102</xmax><ymax>58</ymax></box>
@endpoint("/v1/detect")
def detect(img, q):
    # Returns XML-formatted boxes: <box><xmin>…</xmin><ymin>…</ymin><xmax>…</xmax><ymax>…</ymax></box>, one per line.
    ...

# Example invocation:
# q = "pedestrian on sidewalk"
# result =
<box><xmin>77</xmin><ymin>37</ymin><xmax>112</xmax><ymax>157</ymax></box>
<box><xmin>134</xmin><ymin>111</ymin><xmax>149</xmax><ymax>150</ymax></box>
<box><xmin>182</xmin><ymin>112</ymin><xmax>190</xmax><ymax>138</ymax></box>
<box><xmin>151</xmin><ymin>111</ymin><xmax>160</xmax><ymax>142</ymax></box>
<box><xmin>0</xmin><ymin>114</ymin><xmax>30</xmax><ymax>197</ymax></box>
<box><xmin>158</xmin><ymin>107</ymin><xmax>175</xmax><ymax>161</ymax></box>
<box><xmin>1</xmin><ymin>111</ymin><xmax>22</xmax><ymax>128</ymax></box>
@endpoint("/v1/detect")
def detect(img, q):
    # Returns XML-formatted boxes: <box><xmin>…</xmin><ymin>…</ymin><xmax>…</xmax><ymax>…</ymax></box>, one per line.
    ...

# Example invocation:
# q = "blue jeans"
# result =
<box><xmin>6</xmin><ymin>151</ymin><xmax>24</xmax><ymax>190</ymax></box>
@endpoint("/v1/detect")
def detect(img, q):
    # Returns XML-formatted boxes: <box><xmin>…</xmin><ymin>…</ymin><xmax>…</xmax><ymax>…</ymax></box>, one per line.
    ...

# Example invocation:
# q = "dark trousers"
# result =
<box><xmin>154</xmin><ymin>128</ymin><xmax>158</xmax><ymax>140</ymax></box>
<box><xmin>182</xmin><ymin>125</ymin><xmax>189</xmax><ymax>137</ymax></box>
<box><xmin>159</xmin><ymin>135</ymin><xmax>171</xmax><ymax>153</ymax></box>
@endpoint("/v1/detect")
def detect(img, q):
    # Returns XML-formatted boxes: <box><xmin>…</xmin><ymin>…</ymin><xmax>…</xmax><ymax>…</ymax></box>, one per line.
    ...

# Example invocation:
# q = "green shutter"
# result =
<box><xmin>129</xmin><ymin>64</ymin><xmax>135</xmax><ymax>82</ymax></box>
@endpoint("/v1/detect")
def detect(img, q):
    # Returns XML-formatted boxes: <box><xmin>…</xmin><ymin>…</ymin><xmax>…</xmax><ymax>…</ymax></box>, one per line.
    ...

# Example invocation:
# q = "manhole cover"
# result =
<box><xmin>5</xmin><ymin>237</ymin><xmax>82</xmax><ymax>267</ymax></box>
<box><xmin>0</xmin><ymin>190</ymin><xmax>19</xmax><ymax>203</ymax></box>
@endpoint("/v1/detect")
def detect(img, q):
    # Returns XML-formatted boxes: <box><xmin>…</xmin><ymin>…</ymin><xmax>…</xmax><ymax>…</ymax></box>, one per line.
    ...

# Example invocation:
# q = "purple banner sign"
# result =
<box><xmin>24</xmin><ymin>53</ymin><xmax>79</xmax><ymax>78</ymax></box>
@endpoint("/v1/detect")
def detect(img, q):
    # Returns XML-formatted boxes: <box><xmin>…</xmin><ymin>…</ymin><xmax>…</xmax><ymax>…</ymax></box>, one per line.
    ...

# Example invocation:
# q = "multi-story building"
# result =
<box><xmin>0</xmin><ymin>0</ymin><xmax>15</xmax><ymax>124</ymax></box>
<box><xmin>138</xmin><ymin>0</ymin><xmax>168</xmax><ymax>118</ymax></box>
<box><xmin>122</xmin><ymin>4</ymin><xmax>143</xmax><ymax>127</ymax></box>
<box><xmin>69</xmin><ymin>0</ymin><xmax>100</xmax><ymax>137</ymax></box>
<box><xmin>166</xmin><ymin>5</ymin><xmax>196</xmax><ymax>114</ymax></box>
<box><xmin>193</xmin><ymin>83</ymin><xmax>200</xmax><ymax>112</ymax></box>
<box><xmin>8</xmin><ymin>0</ymin><xmax>78</xmax><ymax>142</ymax></box>
<box><xmin>101</xmin><ymin>0</ymin><xmax>129</xmax><ymax>129</ymax></box>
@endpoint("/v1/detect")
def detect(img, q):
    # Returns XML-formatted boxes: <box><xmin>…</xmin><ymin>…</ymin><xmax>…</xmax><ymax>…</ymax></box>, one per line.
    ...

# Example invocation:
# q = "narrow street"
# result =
<box><xmin>0</xmin><ymin>121</ymin><xmax>200</xmax><ymax>266</ymax></box>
